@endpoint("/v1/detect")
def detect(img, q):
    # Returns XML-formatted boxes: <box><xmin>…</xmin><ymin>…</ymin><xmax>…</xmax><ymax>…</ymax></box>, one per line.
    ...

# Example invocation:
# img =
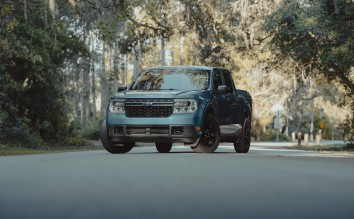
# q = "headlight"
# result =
<box><xmin>109</xmin><ymin>99</ymin><xmax>124</xmax><ymax>113</ymax></box>
<box><xmin>173</xmin><ymin>99</ymin><xmax>198</xmax><ymax>114</ymax></box>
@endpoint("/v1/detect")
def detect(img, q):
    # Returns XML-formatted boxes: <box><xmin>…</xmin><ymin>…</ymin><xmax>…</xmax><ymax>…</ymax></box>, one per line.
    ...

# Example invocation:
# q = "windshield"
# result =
<box><xmin>130</xmin><ymin>68</ymin><xmax>210</xmax><ymax>91</ymax></box>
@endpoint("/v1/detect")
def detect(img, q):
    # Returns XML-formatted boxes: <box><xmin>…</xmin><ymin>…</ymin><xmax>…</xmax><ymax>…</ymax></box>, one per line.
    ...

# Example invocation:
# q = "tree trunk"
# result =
<box><xmin>133</xmin><ymin>41</ymin><xmax>141</xmax><ymax>77</ymax></box>
<box><xmin>113</xmin><ymin>43</ymin><xmax>119</xmax><ymax>93</ymax></box>
<box><xmin>91</xmin><ymin>58</ymin><xmax>97</xmax><ymax>121</ymax></box>
<box><xmin>23</xmin><ymin>0</ymin><xmax>27</xmax><ymax>23</ymax></box>
<box><xmin>118</xmin><ymin>53</ymin><xmax>124</xmax><ymax>87</ymax></box>
<box><xmin>124</xmin><ymin>53</ymin><xmax>128</xmax><ymax>86</ymax></box>
<box><xmin>100</xmin><ymin>42</ymin><xmax>110</xmax><ymax>116</ymax></box>
<box><xmin>44</xmin><ymin>0</ymin><xmax>48</xmax><ymax>31</ymax></box>
<box><xmin>179</xmin><ymin>34</ymin><xmax>184</xmax><ymax>65</ymax></box>
<box><xmin>49</xmin><ymin>0</ymin><xmax>56</xmax><ymax>19</ymax></box>
<box><xmin>240</xmin><ymin>30</ymin><xmax>249</xmax><ymax>50</ymax></box>
<box><xmin>82</xmin><ymin>27</ymin><xmax>91</xmax><ymax>128</ymax></box>
<box><xmin>161</xmin><ymin>37</ymin><xmax>166</xmax><ymax>66</ymax></box>
<box><xmin>74</xmin><ymin>60</ymin><xmax>81</xmax><ymax>126</ymax></box>
<box><xmin>91</xmin><ymin>38</ymin><xmax>97</xmax><ymax>121</ymax></box>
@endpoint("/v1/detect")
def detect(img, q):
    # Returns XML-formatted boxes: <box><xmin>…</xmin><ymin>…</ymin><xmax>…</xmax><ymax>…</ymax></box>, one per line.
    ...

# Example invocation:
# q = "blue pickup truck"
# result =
<box><xmin>100</xmin><ymin>66</ymin><xmax>252</xmax><ymax>154</ymax></box>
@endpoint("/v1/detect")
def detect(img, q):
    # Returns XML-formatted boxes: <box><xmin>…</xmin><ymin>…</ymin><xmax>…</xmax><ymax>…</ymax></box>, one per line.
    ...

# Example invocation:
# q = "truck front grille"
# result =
<box><xmin>124</xmin><ymin>98</ymin><xmax>174</xmax><ymax>118</ymax></box>
<box><xmin>125</xmin><ymin>106</ymin><xmax>173</xmax><ymax>117</ymax></box>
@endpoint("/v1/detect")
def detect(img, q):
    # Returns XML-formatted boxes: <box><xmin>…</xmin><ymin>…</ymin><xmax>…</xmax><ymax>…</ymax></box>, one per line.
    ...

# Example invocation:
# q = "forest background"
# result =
<box><xmin>0</xmin><ymin>0</ymin><xmax>353</xmax><ymax>148</ymax></box>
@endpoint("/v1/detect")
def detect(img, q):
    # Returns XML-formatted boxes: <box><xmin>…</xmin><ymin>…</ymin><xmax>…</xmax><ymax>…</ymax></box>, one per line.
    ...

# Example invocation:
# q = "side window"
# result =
<box><xmin>213</xmin><ymin>71</ymin><xmax>223</xmax><ymax>91</ymax></box>
<box><xmin>222</xmin><ymin>70</ymin><xmax>234</xmax><ymax>93</ymax></box>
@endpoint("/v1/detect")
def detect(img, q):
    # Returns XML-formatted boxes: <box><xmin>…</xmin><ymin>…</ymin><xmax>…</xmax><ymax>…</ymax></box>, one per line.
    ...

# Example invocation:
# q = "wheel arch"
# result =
<box><xmin>203</xmin><ymin>103</ymin><xmax>218</xmax><ymax>121</ymax></box>
<box><xmin>199</xmin><ymin>103</ymin><xmax>218</xmax><ymax>133</ymax></box>
<box><xmin>244</xmin><ymin>105</ymin><xmax>252</xmax><ymax>122</ymax></box>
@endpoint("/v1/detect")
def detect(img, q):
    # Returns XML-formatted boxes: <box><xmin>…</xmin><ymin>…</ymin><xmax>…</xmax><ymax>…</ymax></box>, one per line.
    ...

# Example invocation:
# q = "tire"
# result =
<box><xmin>100</xmin><ymin>120</ymin><xmax>134</xmax><ymax>154</ymax></box>
<box><xmin>155</xmin><ymin>143</ymin><xmax>172</xmax><ymax>153</ymax></box>
<box><xmin>234</xmin><ymin>117</ymin><xmax>251</xmax><ymax>153</ymax></box>
<box><xmin>104</xmin><ymin>142</ymin><xmax>134</xmax><ymax>154</ymax></box>
<box><xmin>192</xmin><ymin>114</ymin><xmax>220</xmax><ymax>153</ymax></box>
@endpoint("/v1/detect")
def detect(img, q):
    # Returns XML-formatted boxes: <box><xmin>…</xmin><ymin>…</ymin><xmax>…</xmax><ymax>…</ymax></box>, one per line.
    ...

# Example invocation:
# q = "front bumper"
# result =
<box><xmin>106</xmin><ymin>112</ymin><xmax>203</xmax><ymax>144</ymax></box>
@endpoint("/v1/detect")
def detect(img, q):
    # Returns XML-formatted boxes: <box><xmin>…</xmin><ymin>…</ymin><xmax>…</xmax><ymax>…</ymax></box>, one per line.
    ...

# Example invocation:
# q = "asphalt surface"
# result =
<box><xmin>1</xmin><ymin>143</ymin><xmax>354</xmax><ymax>219</ymax></box>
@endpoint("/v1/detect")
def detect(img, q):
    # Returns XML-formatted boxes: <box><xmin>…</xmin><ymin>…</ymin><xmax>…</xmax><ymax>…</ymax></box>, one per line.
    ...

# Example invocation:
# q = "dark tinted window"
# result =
<box><xmin>213</xmin><ymin>71</ymin><xmax>223</xmax><ymax>91</ymax></box>
<box><xmin>222</xmin><ymin>70</ymin><xmax>234</xmax><ymax>93</ymax></box>
<box><xmin>130</xmin><ymin>68</ymin><xmax>210</xmax><ymax>91</ymax></box>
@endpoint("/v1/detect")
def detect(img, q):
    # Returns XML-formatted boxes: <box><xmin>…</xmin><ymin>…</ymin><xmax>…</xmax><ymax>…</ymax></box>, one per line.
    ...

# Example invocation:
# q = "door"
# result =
<box><xmin>221</xmin><ymin>69</ymin><xmax>244</xmax><ymax>125</ymax></box>
<box><xmin>213</xmin><ymin>69</ymin><xmax>228</xmax><ymax>125</ymax></box>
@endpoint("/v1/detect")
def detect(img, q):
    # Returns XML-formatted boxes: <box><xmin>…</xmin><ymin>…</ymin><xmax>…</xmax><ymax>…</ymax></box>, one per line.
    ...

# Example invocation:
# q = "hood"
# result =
<box><xmin>112</xmin><ymin>90</ymin><xmax>202</xmax><ymax>99</ymax></box>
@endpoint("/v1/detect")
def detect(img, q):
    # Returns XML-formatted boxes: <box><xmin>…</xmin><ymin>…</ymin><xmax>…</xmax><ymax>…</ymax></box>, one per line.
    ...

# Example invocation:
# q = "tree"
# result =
<box><xmin>265</xmin><ymin>0</ymin><xmax>353</xmax><ymax>95</ymax></box>
<box><xmin>0</xmin><ymin>0</ymin><xmax>87</xmax><ymax>146</ymax></box>
<box><xmin>265</xmin><ymin>0</ymin><xmax>353</xmax><ymax>141</ymax></box>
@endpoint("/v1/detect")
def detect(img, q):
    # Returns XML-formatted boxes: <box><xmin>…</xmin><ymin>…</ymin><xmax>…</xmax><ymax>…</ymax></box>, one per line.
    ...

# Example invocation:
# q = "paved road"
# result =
<box><xmin>1</xmin><ymin>143</ymin><xmax>354</xmax><ymax>219</ymax></box>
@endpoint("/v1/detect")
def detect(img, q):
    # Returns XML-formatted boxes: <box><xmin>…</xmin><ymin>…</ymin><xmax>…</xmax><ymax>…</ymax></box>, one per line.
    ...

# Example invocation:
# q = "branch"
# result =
<box><xmin>255</xmin><ymin>33</ymin><xmax>273</xmax><ymax>45</ymax></box>
<box><xmin>336</xmin><ymin>71</ymin><xmax>354</xmax><ymax>96</ymax></box>
<box><xmin>128</xmin><ymin>17</ymin><xmax>166</xmax><ymax>32</ymax></box>
<box><xmin>301</xmin><ymin>93</ymin><xmax>320</xmax><ymax>101</ymax></box>
<box><xmin>150</xmin><ymin>16</ymin><xmax>173</xmax><ymax>30</ymax></box>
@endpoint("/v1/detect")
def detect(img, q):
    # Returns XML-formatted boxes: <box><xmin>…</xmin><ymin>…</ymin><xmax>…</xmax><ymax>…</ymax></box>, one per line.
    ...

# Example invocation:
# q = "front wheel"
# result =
<box><xmin>234</xmin><ymin>117</ymin><xmax>251</xmax><ymax>153</ymax></box>
<box><xmin>155</xmin><ymin>143</ymin><xmax>172</xmax><ymax>153</ymax></box>
<box><xmin>100</xmin><ymin>120</ymin><xmax>134</xmax><ymax>154</ymax></box>
<box><xmin>104</xmin><ymin>142</ymin><xmax>134</xmax><ymax>154</ymax></box>
<box><xmin>192</xmin><ymin>114</ymin><xmax>220</xmax><ymax>153</ymax></box>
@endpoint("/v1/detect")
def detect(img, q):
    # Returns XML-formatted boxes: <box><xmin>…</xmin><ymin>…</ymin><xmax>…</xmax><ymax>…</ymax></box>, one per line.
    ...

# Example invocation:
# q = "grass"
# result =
<box><xmin>0</xmin><ymin>142</ymin><xmax>103</xmax><ymax>156</ymax></box>
<box><xmin>288</xmin><ymin>143</ymin><xmax>354</xmax><ymax>152</ymax></box>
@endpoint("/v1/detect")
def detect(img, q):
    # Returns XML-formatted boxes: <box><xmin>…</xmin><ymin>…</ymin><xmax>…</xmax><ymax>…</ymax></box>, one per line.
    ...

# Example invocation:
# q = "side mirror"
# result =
<box><xmin>117</xmin><ymin>87</ymin><xmax>127</xmax><ymax>92</ymax></box>
<box><xmin>217</xmin><ymin>85</ymin><xmax>229</xmax><ymax>93</ymax></box>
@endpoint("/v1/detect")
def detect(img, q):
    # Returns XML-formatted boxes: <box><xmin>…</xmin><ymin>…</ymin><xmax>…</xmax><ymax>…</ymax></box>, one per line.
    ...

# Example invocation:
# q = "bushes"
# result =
<box><xmin>76</xmin><ymin>117</ymin><xmax>104</xmax><ymax>140</ymax></box>
<box><xmin>0</xmin><ymin>122</ymin><xmax>43</xmax><ymax>149</ymax></box>
<box><xmin>251</xmin><ymin>126</ymin><xmax>291</xmax><ymax>142</ymax></box>
<box><xmin>64</xmin><ymin>136</ymin><xmax>90</xmax><ymax>147</ymax></box>
<box><xmin>60</xmin><ymin>117</ymin><xmax>104</xmax><ymax>147</ymax></box>
<box><xmin>259</xmin><ymin>129</ymin><xmax>291</xmax><ymax>142</ymax></box>
<box><xmin>0</xmin><ymin>116</ymin><xmax>103</xmax><ymax>149</ymax></box>
<box><xmin>339</xmin><ymin>115</ymin><xmax>354</xmax><ymax>143</ymax></box>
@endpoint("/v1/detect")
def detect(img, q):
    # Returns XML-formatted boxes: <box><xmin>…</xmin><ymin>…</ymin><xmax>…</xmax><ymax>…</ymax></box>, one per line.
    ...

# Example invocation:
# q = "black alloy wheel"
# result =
<box><xmin>234</xmin><ymin>117</ymin><xmax>251</xmax><ymax>153</ymax></box>
<box><xmin>192</xmin><ymin>114</ymin><xmax>220</xmax><ymax>153</ymax></box>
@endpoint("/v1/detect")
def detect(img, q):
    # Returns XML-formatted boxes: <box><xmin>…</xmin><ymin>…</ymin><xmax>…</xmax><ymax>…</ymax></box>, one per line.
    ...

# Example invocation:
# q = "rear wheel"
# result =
<box><xmin>100</xmin><ymin>120</ymin><xmax>134</xmax><ymax>154</ymax></box>
<box><xmin>192</xmin><ymin>114</ymin><xmax>220</xmax><ymax>153</ymax></box>
<box><xmin>234</xmin><ymin>117</ymin><xmax>251</xmax><ymax>153</ymax></box>
<box><xmin>155</xmin><ymin>143</ymin><xmax>172</xmax><ymax>153</ymax></box>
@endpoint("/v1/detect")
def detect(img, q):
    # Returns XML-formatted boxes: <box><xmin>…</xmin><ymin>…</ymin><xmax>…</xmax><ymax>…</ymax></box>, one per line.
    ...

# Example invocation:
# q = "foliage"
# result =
<box><xmin>64</xmin><ymin>135</ymin><xmax>90</xmax><ymax>147</ymax></box>
<box><xmin>251</xmin><ymin>117</ymin><xmax>291</xmax><ymax>142</ymax></box>
<box><xmin>259</xmin><ymin>130</ymin><xmax>291</xmax><ymax>142</ymax></box>
<box><xmin>0</xmin><ymin>120</ymin><xmax>43</xmax><ymax>149</ymax></box>
<box><xmin>265</xmin><ymin>0</ymin><xmax>353</xmax><ymax>140</ymax></box>
<box><xmin>339</xmin><ymin>115</ymin><xmax>354</xmax><ymax>143</ymax></box>
<box><xmin>0</xmin><ymin>0</ymin><xmax>87</xmax><ymax>147</ymax></box>
<box><xmin>78</xmin><ymin>116</ymin><xmax>105</xmax><ymax>140</ymax></box>
<box><xmin>265</xmin><ymin>0</ymin><xmax>353</xmax><ymax>94</ymax></box>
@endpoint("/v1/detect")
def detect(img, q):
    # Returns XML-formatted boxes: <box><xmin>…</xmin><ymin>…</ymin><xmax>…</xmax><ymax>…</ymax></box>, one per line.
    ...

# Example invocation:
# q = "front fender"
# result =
<box><xmin>198</xmin><ymin>102</ymin><xmax>218</xmax><ymax>132</ymax></box>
